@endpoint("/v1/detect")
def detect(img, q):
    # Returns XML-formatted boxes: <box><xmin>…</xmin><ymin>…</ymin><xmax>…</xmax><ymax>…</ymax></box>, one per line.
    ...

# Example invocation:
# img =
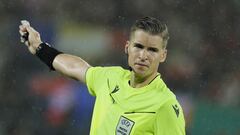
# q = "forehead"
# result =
<box><xmin>130</xmin><ymin>30</ymin><xmax>164</xmax><ymax>48</ymax></box>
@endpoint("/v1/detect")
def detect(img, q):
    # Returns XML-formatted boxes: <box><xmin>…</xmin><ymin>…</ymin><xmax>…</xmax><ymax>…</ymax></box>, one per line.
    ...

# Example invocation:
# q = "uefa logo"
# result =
<box><xmin>121</xmin><ymin>119</ymin><xmax>131</xmax><ymax>127</ymax></box>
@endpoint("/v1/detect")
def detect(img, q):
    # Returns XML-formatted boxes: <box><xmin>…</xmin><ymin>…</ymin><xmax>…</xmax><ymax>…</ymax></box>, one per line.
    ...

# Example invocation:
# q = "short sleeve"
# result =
<box><xmin>86</xmin><ymin>66</ymin><xmax>108</xmax><ymax>96</ymax></box>
<box><xmin>154</xmin><ymin>99</ymin><xmax>186</xmax><ymax>135</ymax></box>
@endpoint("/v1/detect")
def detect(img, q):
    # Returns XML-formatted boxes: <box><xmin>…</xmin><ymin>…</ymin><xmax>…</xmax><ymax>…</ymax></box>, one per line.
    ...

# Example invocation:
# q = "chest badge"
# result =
<box><xmin>116</xmin><ymin>116</ymin><xmax>135</xmax><ymax>135</ymax></box>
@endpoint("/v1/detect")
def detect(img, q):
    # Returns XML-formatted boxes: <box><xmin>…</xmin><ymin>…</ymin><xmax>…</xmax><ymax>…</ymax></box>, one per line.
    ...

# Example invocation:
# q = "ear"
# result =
<box><xmin>125</xmin><ymin>41</ymin><xmax>130</xmax><ymax>54</ymax></box>
<box><xmin>159</xmin><ymin>49</ymin><xmax>167</xmax><ymax>63</ymax></box>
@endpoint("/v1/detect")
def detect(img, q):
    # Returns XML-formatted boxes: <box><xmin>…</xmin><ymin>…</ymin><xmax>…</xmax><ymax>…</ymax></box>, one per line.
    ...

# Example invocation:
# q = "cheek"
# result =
<box><xmin>128</xmin><ymin>53</ymin><xmax>135</xmax><ymax>65</ymax></box>
<box><xmin>129</xmin><ymin>50</ymin><xmax>137</xmax><ymax>60</ymax></box>
<box><xmin>150</xmin><ymin>55</ymin><xmax>161</xmax><ymax>66</ymax></box>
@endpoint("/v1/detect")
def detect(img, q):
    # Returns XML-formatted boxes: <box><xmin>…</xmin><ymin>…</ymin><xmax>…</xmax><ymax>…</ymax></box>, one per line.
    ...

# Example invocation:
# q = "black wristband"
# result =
<box><xmin>36</xmin><ymin>43</ymin><xmax>62</xmax><ymax>70</ymax></box>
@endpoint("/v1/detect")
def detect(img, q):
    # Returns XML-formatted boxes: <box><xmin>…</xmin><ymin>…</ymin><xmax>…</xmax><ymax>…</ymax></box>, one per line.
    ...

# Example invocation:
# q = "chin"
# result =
<box><xmin>133</xmin><ymin>68</ymin><xmax>148</xmax><ymax>77</ymax></box>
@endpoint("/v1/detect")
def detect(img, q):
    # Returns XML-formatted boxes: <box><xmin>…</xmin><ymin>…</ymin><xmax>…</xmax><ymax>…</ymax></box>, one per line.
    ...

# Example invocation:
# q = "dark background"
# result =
<box><xmin>0</xmin><ymin>0</ymin><xmax>240</xmax><ymax>134</ymax></box>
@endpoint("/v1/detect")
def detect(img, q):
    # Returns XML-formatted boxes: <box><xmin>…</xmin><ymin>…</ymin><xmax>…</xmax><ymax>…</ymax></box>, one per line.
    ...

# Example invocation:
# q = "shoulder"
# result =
<box><xmin>86</xmin><ymin>66</ymin><xmax>129</xmax><ymax>96</ymax></box>
<box><xmin>154</xmin><ymin>77</ymin><xmax>177</xmax><ymax>103</ymax></box>
<box><xmin>156</xmin><ymin>97</ymin><xmax>185</xmax><ymax>126</ymax></box>
<box><xmin>103</xmin><ymin>66</ymin><xmax>126</xmax><ymax>72</ymax></box>
<box><xmin>87</xmin><ymin>66</ymin><xmax>129</xmax><ymax>76</ymax></box>
<box><xmin>158</xmin><ymin>98</ymin><xmax>182</xmax><ymax>115</ymax></box>
<box><xmin>88</xmin><ymin>66</ymin><xmax>126</xmax><ymax>72</ymax></box>
<box><xmin>152</xmin><ymin>77</ymin><xmax>184</xmax><ymax>115</ymax></box>
<box><xmin>154</xmin><ymin>97</ymin><xmax>186</xmax><ymax>134</ymax></box>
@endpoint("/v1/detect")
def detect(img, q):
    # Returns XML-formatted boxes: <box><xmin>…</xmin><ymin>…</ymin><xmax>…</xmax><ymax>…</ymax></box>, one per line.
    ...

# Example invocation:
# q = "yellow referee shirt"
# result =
<box><xmin>86</xmin><ymin>66</ymin><xmax>185</xmax><ymax>135</ymax></box>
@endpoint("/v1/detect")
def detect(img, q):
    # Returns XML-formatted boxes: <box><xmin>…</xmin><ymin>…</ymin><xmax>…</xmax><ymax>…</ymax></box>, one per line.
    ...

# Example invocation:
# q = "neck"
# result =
<box><xmin>130</xmin><ymin>72</ymin><xmax>158</xmax><ymax>88</ymax></box>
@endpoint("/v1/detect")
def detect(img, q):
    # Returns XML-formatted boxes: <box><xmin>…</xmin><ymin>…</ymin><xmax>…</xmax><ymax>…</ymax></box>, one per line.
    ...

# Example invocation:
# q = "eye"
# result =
<box><xmin>148</xmin><ymin>47</ymin><xmax>159</xmax><ymax>52</ymax></box>
<box><xmin>134</xmin><ymin>43</ymin><xmax>144</xmax><ymax>49</ymax></box>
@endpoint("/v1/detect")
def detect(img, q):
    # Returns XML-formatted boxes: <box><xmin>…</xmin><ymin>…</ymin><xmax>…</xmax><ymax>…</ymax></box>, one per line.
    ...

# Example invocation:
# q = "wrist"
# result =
<box><xmin>36</xmin><ymin>42</ymin><xmax>49</xmax><ymax>52</ymax></box>
<box><xmin>35</xmin><ymin>43</ymin><xmax>63</xmax><ymax>70</ymax></box>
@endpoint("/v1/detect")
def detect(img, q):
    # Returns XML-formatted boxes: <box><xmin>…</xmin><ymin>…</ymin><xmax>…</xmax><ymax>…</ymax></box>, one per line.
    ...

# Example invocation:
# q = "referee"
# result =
<box><xmin>19</xmin><ymin>17</ymin><xmax>185</xmax><ymax>135</ymax></box>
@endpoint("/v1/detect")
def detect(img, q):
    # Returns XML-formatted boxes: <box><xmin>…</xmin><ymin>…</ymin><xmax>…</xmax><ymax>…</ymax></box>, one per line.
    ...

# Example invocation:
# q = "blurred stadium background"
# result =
<box><xmin>0</xmin><ymin>0</ymin><xmax>240</xmax><ymax>134</ymax></box>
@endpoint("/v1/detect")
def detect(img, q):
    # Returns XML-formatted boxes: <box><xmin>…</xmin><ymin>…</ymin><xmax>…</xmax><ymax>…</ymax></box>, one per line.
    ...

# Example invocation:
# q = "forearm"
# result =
<box><xmin>53</xmin><ymin>54</ymin><xmax>91</xmax><ymax>83</ymax></box>
<box><xmin>19</xmin><ymin>21</ymin><xmax>91</xmax><ymax>83</ymax></box>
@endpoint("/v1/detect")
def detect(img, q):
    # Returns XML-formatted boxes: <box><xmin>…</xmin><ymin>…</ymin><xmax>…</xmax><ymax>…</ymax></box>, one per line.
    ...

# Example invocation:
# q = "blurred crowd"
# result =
<box><xmin>0</xmin><ymin>0</ymin><xmax>240</xmax><ymax>134</ymax></box>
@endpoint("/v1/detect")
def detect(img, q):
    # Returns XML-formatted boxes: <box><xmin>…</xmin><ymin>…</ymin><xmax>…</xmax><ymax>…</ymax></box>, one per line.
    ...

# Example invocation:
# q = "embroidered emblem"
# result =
<box><xmin>116</xmin><ymin>116</ymin><xmax>135</xmax><ymax>135</ymax></box>
<box><xmin>172</xmin><ymin>104</ymin><xmax>180</xmax><ymax>117</ymax></box>
<box><xmin>110</xmin><ymin>85</ymin><xmax>119</xmax><ymax>103</ymax></box>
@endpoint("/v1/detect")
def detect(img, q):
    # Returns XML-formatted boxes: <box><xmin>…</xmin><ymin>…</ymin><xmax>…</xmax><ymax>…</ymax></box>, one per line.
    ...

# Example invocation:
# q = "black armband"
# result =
<box><xmin>36</xmin><ymin>43</ymin><xmax>63</xmax><ymax>70</ymax></box>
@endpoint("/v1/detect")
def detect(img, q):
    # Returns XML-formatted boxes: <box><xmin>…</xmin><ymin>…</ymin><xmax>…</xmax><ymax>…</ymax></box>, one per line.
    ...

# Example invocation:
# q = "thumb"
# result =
<box><xmin>25</xmin><ymin>25</ymin><xmax>37</xmax><ymax>34</ymax></box>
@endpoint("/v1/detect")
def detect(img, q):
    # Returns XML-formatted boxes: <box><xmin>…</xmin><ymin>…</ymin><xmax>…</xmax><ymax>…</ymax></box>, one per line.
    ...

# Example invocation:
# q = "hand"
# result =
<box><xmin>19</xmin><ymin>20</ymin><xmax>43</xmax><ymax>54</ymax></box>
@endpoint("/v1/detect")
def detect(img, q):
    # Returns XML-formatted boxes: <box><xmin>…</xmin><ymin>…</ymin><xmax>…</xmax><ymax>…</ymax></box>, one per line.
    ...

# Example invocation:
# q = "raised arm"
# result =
<box><xmin>19</xmin><ymin>20</ymin><xmax>91</xmax><ymax>83</ymax></box>
<box><xmin>53</xmin><ymin>54</ymin><xmax>91</xmax><ymax>83</ymax></box>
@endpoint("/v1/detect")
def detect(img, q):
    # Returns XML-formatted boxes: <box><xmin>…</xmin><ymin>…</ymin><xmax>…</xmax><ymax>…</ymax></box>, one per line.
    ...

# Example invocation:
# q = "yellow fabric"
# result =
<box><xmin>86</xmin><ymin>66</ymin><xmax>185</xmax><ymax>135</ymax></box>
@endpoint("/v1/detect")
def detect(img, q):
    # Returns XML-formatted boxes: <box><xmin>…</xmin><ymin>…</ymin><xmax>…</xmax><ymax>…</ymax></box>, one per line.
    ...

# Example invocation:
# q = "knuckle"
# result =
<box><xmin>36</xmin><ymin>32</ymin><xmax>40</xmax><ymax>36</ymax></box>
<box><xmin>33</xmin><ymin>32</ymin><xmax>39</xmax><ymax>37</ymax></box>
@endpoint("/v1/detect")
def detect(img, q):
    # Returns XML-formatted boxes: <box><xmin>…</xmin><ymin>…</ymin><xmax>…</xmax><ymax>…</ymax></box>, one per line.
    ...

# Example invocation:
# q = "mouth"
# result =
<box><xmin>135</xmin><ymin>63</ymin><xmax>149</xmax><ymax>68</ymax></box>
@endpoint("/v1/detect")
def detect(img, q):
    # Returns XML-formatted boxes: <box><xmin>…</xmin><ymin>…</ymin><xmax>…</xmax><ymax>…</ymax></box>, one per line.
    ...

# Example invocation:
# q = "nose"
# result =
<box><xmin>139</xmin><ymin>49</ymin><xmax>148</xmax><ymax>61</ymax></box>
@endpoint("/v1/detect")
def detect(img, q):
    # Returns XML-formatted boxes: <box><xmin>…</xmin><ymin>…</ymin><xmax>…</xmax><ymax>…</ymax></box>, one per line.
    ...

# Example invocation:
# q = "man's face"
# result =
<box><xmin>125</xmin><ymin>30</ymin><xmax>167</xmax><ymax>78</ymax></box>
